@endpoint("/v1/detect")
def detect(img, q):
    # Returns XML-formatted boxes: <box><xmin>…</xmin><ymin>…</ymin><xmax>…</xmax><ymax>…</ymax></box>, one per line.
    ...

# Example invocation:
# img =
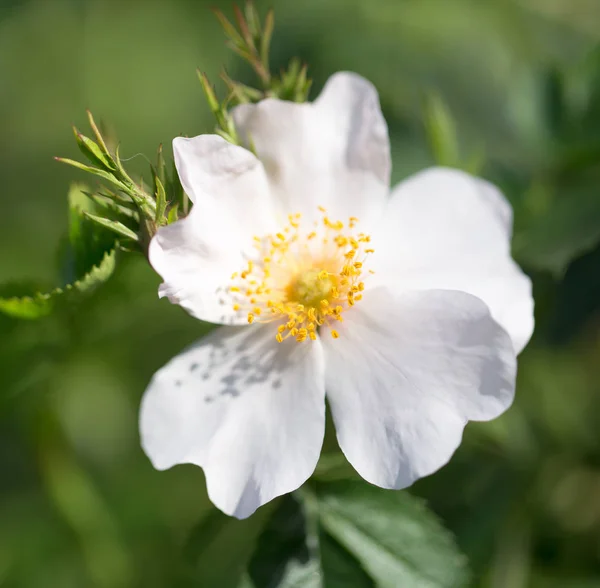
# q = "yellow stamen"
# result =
<box><xmin>227</xmin><ymin>206</ymin><xmax>374</xmax><ymax>344</ymax></box>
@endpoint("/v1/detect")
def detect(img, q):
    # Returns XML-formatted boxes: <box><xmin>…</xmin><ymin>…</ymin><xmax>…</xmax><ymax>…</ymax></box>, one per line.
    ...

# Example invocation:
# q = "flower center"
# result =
<box><xmin>227</xmin><ymin>207</ymin><xmax>374</xmax><ymax>342</ymax></box>
<box><xmin>287</xmin><ymin>268</ymin><xmax>336</xmax><ymax>309</ymax></box>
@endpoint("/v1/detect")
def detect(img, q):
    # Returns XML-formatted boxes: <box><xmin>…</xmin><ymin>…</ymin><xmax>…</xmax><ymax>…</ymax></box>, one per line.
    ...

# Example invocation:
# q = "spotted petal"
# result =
<box><xmin>371</xmin><ymin>167</ymin><xmax>534</xmax><ymax>353</ymax></box>
<box><xmin>140</xmin><ymin>324</ymin><xmax>326</xmax><ymax>519</ymax></box>
<box><xmin>232</xmin><ymin>72</ymin><xmax>390</xmax><ymax>227</ymax></box>
<box><xmin>321</xmin><ymin>287</ymin><xmax>516</xmax><ymax>489</ymax></box>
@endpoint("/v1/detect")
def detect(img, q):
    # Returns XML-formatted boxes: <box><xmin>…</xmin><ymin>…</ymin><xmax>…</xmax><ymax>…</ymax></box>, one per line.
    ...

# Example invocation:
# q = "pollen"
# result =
<box><xmin>226</xmin><ymin>207</ymin><xmax>374</xmax><ymax>343</ymax></box>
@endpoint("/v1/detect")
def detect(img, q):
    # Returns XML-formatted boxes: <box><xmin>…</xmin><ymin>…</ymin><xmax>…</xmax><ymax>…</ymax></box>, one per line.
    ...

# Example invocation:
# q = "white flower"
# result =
<box><xmin>140</xmin><ymin>72</ymin><xmax>534</xmax><ymax>519</ymax></box>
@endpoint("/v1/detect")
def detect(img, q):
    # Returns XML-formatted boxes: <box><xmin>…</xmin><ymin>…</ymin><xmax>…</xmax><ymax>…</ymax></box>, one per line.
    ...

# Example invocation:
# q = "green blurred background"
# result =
<box><xmin>2</xmin><ymin>0</ymin><xmax>600</xmax><ymax>586</ymax></box>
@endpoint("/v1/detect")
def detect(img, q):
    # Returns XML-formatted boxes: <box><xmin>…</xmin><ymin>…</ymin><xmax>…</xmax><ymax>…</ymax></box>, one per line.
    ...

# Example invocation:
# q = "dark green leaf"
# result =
<box><xmin>247</xmin><ymin>494</ymin><xmax>321</xmax><ymax>588</ymax></box>
<box><xmin>316</xmin><ymin>481</ymin><xmax>470</xmax><ymax>588</ymax></box>
<box><xmin>67</xmin><ymin>183</ymin><xmax>118</xmax><ymax>281</ymax></box>
<box><xmin>320</xmin><ymin>530</ymin><xmax>374</xmax><ymax>588</ymax></box>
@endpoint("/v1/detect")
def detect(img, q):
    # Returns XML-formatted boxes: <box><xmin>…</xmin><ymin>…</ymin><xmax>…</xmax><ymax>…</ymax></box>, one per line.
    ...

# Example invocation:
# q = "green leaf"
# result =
<box><xmin>182</xmin><ymin>504</ymin><xmax>274</xmax><ymax>588</ymax></box>
<box><xmin>319</xmin><ymin>530</ymin><xmax>374</xmax><ymax>588</ymax></box>
<box><xmin>0</xmin><ymin>249</ymin><xmax>117</xmax><ymax>320</ymax></box>
<box><xmin>65</xmin><ymin>247</ymin><xmax>117</xmax><ymax>295</ymax></box>
<box><xmin>0</xmin><ymin>291</ymin><xmax>53</xmax><ymax>319</ymax></box>
<box><xmin>316</xmin><ymin>481</ymin><xmax>470</xmax><ymax>588</ymax></box>
<box><xmin>246</xmin><ymin>495</ymin><xmax>321</xmax><ymax>588</ymax></box>
<box><xmin>67</xmin><ymin>183</ymin><xmax>119</xmax><ymax>281</ymax></box>
<box><xmin>82</xmin><ymin>212</ymin><xmax>139</xmax><ymax>242</ymax></box>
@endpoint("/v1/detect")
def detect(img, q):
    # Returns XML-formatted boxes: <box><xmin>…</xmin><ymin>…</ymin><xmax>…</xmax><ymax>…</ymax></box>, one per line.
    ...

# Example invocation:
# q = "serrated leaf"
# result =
<box><xmin>67</xmin><ymin>183</ymin><xmax>118</xmax><ymax>281</ymax></box>
<box><xmin>316</xmin><ymin>481</ymin><xmax>470</xmax><ymax>588</ymax></box>
<box><xmin>66</xmin><ymin>247</ymin><xmax>117</xmax><ymax>295</ymax></box>
<box><xmin>0</xmin><ymin>292</ymin><xmax>53</xmax><ymax>319</ymax></box>
<box><xmin>0</xmin><ymin>249</ymin><xmax>117</xmax><ymax>320</ymax></box>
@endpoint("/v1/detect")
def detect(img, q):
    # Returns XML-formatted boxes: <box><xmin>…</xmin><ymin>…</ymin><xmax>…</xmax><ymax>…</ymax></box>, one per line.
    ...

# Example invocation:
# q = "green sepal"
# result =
<box><xmin>212</xmin><ymin>7</ymin><xmax>246</xmax><ymax>50</ymax></box>
<box><xmin>85</xmin><ymin>193</ymin><xmax>139</xmax><ymax>222</ymax></box>
<box><xmin>260</xmin><ymin>9</ymin><xmax>274</xmax><ymax>70</ymax></box>
<box><xmin>73</xmin><ymin>126</ymin><xmax>116</xmax><ymax>171</ymax></box>
<box><xmin>233</xmin><ymin>4</ymin><xmax>257</xmax><ymax>52</ymax></box>
<box><xmin>167</xmin><ymin>203</ymin><xmax>179</xmax><ymax>224</ymax></box>
<box><xmin>55</xmin><ymin>157</ymin><xmax>129</xmax><ymax>192</ymax></box>
<box><xmin>156</xmin><ymin>143</ymin><xmax>167</xmax><ymax>191</ymax></box>
<box><xmin>423</xmin><ymin>92</ymin><xmax>461</xmax><ymax>168</ymax></box>
<box><xmin>86</xmin><ymin>109</ymin><xmax>113</xmax><ymax>160</ymax></box>
<box><xmin>243</xmin><ymin>1</ymin><xmax>262</xmax><ymax>44</ymax></box>
<box><xmin>153</xmin><ymin>174</ymin><xmax>168</xmax><ymax>225</ymax></box>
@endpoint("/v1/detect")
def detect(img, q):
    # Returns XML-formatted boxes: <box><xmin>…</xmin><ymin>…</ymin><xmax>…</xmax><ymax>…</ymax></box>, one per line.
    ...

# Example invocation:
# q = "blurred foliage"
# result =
<box><xmin>2</xmin><ymin>0</ymin><xmax>600</xmax><ymax>586</ymax></box>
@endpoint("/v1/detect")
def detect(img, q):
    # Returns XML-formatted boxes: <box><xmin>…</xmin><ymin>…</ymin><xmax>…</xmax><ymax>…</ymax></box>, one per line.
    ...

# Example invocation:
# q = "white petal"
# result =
<box><xmin>322</xmin><ymin>287</ymin><xmax>516</xmax><ymax>489</ymax></box>
<box><xmin>173</xmin><ymin>134</ymin><xmax>276</xmax><ymax>238</ymax></box>
<box><xmin>149</xmin><ymin>205</ymin><xmax>244</xmax><ymax>324</ymax></box>
<box><xmin>371</xmin><ymin>167</ymin><xmax>534</xmax><ymax>353</ymax></box>
<box><xmin>232</xmin><ymin>72</ymin><xmax>389</xmax><ymax>227</ymax></box>
<box><xmin>151</xmin><ymin>135</ymin><xmax>278</xmax><ymax>324</ymax></box>
<box><xmin>140</xmin><ymin>324</ymin><xmax>326</xmax><ymax>519</ymax></box>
